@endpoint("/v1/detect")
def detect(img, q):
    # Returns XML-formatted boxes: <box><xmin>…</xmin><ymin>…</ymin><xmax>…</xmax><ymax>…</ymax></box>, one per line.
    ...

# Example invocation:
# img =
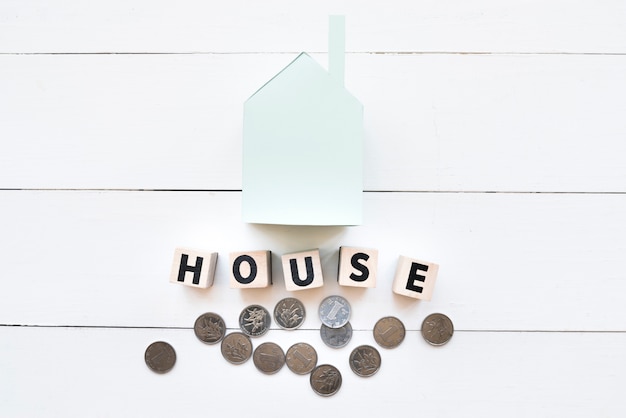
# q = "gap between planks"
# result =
<box><xmin>2</xmin><ymin>189</ymin><xmax>626</xmax><ymax>195</ymax></box>
<box><xmin>2</xmin><ymin>324</ymin><xmax>625</xmax><ymax>333</ymax></box>
<box><xmin>1</xmin><ymin>51</ymin><xmax>625</xmax><ymax>56</ymax></box>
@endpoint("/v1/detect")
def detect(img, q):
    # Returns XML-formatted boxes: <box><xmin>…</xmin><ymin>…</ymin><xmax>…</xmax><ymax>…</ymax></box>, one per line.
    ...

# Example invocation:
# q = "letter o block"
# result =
<box><xmin>392</xmin><ymin>255</ymin><xmax>439</xmax><ymax>300</ymax></box>
<box><xmin>337</xmin><ymin>246</ymin><xmax>378</xmax><ymax>288</ymax></box>
<box><xmin>229</xmin><ymin>250</ymin><xmax>272</xmax><ymax>289</ymax></box>
<box><xmin>281</xmin><ymin>249</ymin><xmax>324</xmax><ymax>291</ymax></box>
<box><xmin>169</xmin><ymin>247</ymin><xmax>218</xmax><ymax>289</ymax></box>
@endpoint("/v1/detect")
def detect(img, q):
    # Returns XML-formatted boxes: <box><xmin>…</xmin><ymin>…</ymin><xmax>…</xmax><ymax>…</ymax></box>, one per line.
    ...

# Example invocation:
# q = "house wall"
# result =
<box><xmin>1</xmin><ymin>2</ymin><xmax>625</xmax><ymax>416</ymax></box>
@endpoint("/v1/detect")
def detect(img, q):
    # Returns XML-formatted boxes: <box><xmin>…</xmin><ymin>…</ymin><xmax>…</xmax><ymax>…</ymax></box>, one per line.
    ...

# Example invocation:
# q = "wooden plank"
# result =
<box><xmin>2</xmin><ymin>326</ymin><xmax>624</xmax><ymax>416</ymax></box>
<box><xmin>1</xmin><ymin>0</ymin><xmax>625</xmax><ymax>53</ymax></box>
<box><xmin>1</xmin><ymin>190</ymin><xmax>625</xmax><ymax>331</ymax></box>
<box><xmin>1</xmin><ymin>53</ymin><xmax>625</xmax><ymax>192</ymax></box>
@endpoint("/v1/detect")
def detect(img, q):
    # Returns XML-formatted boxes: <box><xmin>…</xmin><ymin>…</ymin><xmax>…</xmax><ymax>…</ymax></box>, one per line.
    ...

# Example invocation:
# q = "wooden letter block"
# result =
<box><xmin>281</xmin><ymin>249</ymin><xmax>324</xmax><ymax>291</ymax></box>
<box><xmin>337</xmin><ymin>246</ymin><xmax>378</xmax><ymax>288</ymax></box>
<box><xmin>392</xmin><ymin>255</ymin><xmax>439</xmax><ymax>300</ymax></box>
<box><xmin>229</xmin><ymin>250</ymin><xmax>272</xmax><ymax>289</ymax></box>
<box><xmin>169</xmin><ymin>247</ymin><xmax>218</xmax><ymax>289</ymax></box>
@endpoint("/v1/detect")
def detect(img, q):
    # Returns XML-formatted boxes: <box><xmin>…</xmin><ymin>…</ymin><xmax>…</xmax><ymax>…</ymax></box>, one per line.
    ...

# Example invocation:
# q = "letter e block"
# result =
<box><xmin>170</xmin><ymin>248</ymin><xmax>218</xmax><ymax>289</ymax></box>
<box><xmin>392</xmin><ymin>256</ymin><xmax>439</xmax><ymax>300</ymax></box>
<box><xmin>337</xmin><ymin>246</ymin><xmax>378</xmax><ymax>288</ymax></box>
<box><xmin>281</xmin><ymin>249</ymin><xmax>324</xmax><ymax>291</ymax></box>
<box><xmin>229</xmin><ymin>250</ymin><xmax>272</xmax><ymax>288</ymax></box>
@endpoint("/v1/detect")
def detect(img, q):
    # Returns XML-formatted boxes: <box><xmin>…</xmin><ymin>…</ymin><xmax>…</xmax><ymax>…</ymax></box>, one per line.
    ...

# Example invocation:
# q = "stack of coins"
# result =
<box><xmin>144</xmin><ymin>295</ymin><xmax>454</xmax><ymax>398</ymax></box>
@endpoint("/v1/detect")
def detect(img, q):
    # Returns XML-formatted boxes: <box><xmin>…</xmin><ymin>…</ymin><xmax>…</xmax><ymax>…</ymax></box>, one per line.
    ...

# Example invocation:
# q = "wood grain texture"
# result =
<box><xmin>2</xmin><ymin>2</ymin><xmax>625</xmax><ymax>416</ymax></box>
<box><xmin>2</xmin><ymin>326</ymin><xmax>624</xmax><ymax>417</ymax></box>
<box><xmin>1</xmin><ymin>53</ymin><xmax>625</xmax><ymax>191</ymax></box>
<box><xmin>1</xmin><ymin>0</ymin><xmax>625</xmax><ymax>53</ymax></box>
<box><xmin>1</xmin><ymin>190</ymin><xmax>624</xmax><ymax>331</ymax></box>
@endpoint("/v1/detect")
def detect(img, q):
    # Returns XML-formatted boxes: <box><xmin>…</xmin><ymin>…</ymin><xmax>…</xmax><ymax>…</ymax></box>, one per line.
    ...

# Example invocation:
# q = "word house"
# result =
<box><xmin>170</xmin><ymin>246</ymin><xmax>439</xmax><ymax>301</ymax></box>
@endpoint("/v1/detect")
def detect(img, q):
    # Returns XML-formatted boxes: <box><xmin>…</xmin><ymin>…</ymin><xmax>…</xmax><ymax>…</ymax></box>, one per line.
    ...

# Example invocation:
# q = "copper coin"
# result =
<box><xmin>310</xmin><ymin>364</ymin><xmax>342</xmax><ymax>397</ymax></box>
<box><xmin>253</xmin><ymin>342</ymin><xmax>285</xmax><ymax>375</ymax></box>
<box><xmin>221</xmin><ymin>332</ymin><xmax>253</xmax><ymax>364</ymax></box>
<box><xmin>349</xmin><ymin>345</ymin><xmax>381</xmax><ymax>377</ymax></box>
<box><xmin>144</xmin><ymin>341</ymin><xmax>176</xmax><ymax>374</ymax></box>
<box><xmin>239</xmin><ymin>304</ymin><xmax>271</xmax><ymax>337</ymax></box>
<box><xmin>373</xmin><ymin>316</ymin><xmax>406</xmax><ymax>349</ymax></box>
<box><xmin>421</xmin><ymin>313</ymin><xmax>454</xmax><ymax>346</ymax></box>
<box><xmin>274</xmin><ymin>297</ymin><xmax>306</xmax><ymax>330</ymax></box>
<box><xmin>193</xmin><ymin>312</ymin><xmax>226</xmax><ymax>344</ymax></box>
<box><xmin>285</xmin><ymin>342</ymin><xmax>318</xmax><ymax>375</ymax></box>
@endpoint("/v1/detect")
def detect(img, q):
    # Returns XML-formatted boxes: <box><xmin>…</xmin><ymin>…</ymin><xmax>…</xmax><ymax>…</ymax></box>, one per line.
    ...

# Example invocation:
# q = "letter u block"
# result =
<box><xmin>281</xmin><ymin>249</ymin><xmax>324</xmax><ymax>291</ymax></box>
<box><xmin>229</xmin><ymin>250</ymin><xmax>272</xmax><ymax>288</ymax></box>
<box><xmin>169</xmin><ymin>247</ymin><xmax>218</xmax><ymax>288</ymax></box>
<box><xmin>337</xmin><ymin>246</ymin><xmax>378</xmax><ymax>288</ymax></box>
<box><xmin>392</xmin><ymin>255</ymin><xmax>439</xmax><ymax>300</ymax></box>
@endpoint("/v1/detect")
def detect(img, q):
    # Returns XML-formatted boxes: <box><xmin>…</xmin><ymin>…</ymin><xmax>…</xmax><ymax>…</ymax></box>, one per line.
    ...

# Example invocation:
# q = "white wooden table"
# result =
<box><xmin>2</xmin><ymin>2</ymin><xmax>625</xmax><ymax>416</ymax></box>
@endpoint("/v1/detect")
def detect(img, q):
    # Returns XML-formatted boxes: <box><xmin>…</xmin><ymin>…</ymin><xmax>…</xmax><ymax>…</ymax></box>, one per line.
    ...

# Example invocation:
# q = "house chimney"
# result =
<box><xmin>329</xmin><ymin>15</ymin><xmax>345</xmax><ymax>87</ymax></box>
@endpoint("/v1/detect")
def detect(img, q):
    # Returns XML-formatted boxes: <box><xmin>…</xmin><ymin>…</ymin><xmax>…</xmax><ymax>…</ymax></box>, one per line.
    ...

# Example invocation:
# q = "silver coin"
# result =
<box><xmin>273</xmin><ymin>297</ymin><xmax>306</xmax><ymax>330</ymax></box>
<box><xmin>421</xmin><ymin>313</ymin><xmax>454</xmax><ymax>346</ymax></box>
<box><xmin>285</xmin><ymin>342</ymin><xmax>318</xmax><ymax>375</ymax></box>
<box><xmin>193</xmin><ymin>312</ymin><xmax>226</xmax><ymax>344</ymax></box>
<box><xmin>373</xmin><ymin>316</ymin><xmax>406</xmax><ymax>349</ymax></box>
<box><xmin>319</xmin><ymin>295</ymin><xmax>351</xmax><ymax>328</ymax></box>
<box><xmin>239</xmin><ymin>304</ymin><xmax>271</xmax><ymax>337</ymax></box>
<box><xmin>349</xmin><ymin>345</ymin><xmax>381</xmax><ymax>377</ymax></box>
<box><xmin>310</xmin><ymin>364</ymin><xmax>342</xmax><ymax>397</ymax></box>
<box><xmin>221</xmin><ymin>332</ymin><xmax>253</xmax><ymax>364</ymax></box>
<box><xmin>253</xmin><ymin>342</ymin><xmax>285</xmax><ymax>375</ymax></box>
<box><xmin>145</xmin><ymin>341</ymin><xmax>176</xmax><ymax>374</ymax></box>
<box><xmin>320</xmin><ymin>322</ymin><xmax>352</xmax><ymax>349</ymax></box>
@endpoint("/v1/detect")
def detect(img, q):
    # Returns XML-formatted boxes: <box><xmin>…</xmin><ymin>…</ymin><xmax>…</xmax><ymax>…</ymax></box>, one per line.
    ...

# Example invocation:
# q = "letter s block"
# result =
<box><xmin>392</xmin><ymin>256</ymin><xmax>439</xmax><ymax>300</ymax></box>
<box><xmin>169</xmin><ymin>247</ymin><xmax>218</xmax><ymax>289</ymax></box>
<box><xmin>281</xmin><ymin>249</ymin><xmax>324</xmax><ymax>291</ymax></box>
<box><xmin>229</xmin><ymin>250</ymin><xmax>272</xmax><ymax>289</ymax></box>
<box><xmin>337</xmin><ymin>246</ymin><xmax>378</xmax><ymax>288</ymax></box>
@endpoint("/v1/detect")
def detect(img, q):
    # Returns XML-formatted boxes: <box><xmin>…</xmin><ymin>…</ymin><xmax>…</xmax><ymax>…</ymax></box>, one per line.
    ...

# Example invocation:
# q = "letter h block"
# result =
<box><xmin>392</xmin><ymin>255</ymin><xmax>439</xmax><ymax>300</ymax></box>
<box><xmin>281</xmin><ymin>249</ymin><xmax>324</xmax><ymax>291</ymax></box>
<box><xmin>229</xmin><ymin>250</ymin><xmax>272</xmax><ymax>288</ymax></box>
<box><xmin>337</xmin><ymin>246</ymin><xmax>378</xmax><ymax>288</ymax></box>
<box><xmin>169</xmin><ymin>247</ymin><xmax>218</xmax><ymax>288</ymax></box>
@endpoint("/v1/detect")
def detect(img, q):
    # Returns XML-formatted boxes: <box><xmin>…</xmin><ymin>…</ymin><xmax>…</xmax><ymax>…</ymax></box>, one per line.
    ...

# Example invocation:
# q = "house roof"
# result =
<box><xmin>245</xmin><ymin>52</ymin><xmax>361</xmax><ymax>105</ymax></box>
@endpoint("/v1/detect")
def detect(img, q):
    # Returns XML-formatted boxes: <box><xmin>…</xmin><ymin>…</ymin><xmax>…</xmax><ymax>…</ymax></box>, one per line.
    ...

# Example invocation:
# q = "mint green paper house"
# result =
<box><xmin>242</xmin><ymin>16</ymin><xmax>363</xmax><ymax>226</ymax></box>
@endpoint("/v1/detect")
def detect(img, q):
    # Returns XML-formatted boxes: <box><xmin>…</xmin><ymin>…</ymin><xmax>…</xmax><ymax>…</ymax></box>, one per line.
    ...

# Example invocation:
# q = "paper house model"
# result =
<box><xmin>242</xmin><ymin>16</ymin><xmax>363</xmax><ymax>226</ymax></box>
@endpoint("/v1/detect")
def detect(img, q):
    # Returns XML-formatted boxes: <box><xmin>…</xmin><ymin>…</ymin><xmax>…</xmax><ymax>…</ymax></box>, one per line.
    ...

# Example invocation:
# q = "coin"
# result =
<box><xmin>144</xmin><ymin>341</ymin><xmax>176</xmax><ymax>374</ymax></box>
<box><xmin>373</xmin><ymin>316</ymin><xmax>406</xmax><ymax>349</ymax></box>
<box><xmin>285</xmin><ymin>342</ymin><xmax>318</xmax><ymax>375</ymax></box>
<box><xmin>349</xmin><ymin>345</ymin><xmax>381</xmax><ymax>377</ymax></box>
<box><xmin>421</xmin><ymin>313</ymin><xmax>454</xmax><ymax>346</ymax></box>
<box><xmin>193</xmin><ymin>312</ymin><xmax>226</xmax><ymax>344</ymax></box>
<box><xmin>221</xmin><ymin>332</ymin><xmax>253</xmax><ymax>364</ymax></box>
<box><xmin>273</xmin><ymin>297</ymin><xmax>306</xmax><ymax>330</ymax></box>
<box><xmin>320</xmin><ymin>322</ymin><xmax>352</xmax><ymax>349</ymax></box>
<box><xmin>253</xmin><ymin>342</ymin><xmax>285</xmax><ymax>375</ymax></box>
<box><xmin>239</xmin><ymin>304</ymin><xmax>271</xmax><ymax>337</ymax></box>
<box><xmin>319</xmin><ymin>295</ymin><xmax>351</xmax><ymax>328</ymax></box>
<box><xmin>310</xmin><ymin>364</ymin><xmax>342</xmax><ymax>397</ymax></box>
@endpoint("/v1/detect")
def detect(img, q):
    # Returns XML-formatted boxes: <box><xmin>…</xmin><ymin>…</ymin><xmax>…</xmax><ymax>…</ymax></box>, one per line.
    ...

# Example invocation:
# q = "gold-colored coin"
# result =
<box><xmin>373</xmin><ymin>316</ymin><xmax>406</xmax><ymax>349</ymax></box>
<box><xmin>310</xmin><ymin>364</ymin><xmax>342</xmax><ymax>397</ymax></box>
<box><xmin>253</xmin><ymin>342</ymin><xmax>285</xmax><ymax>374</ymax></box>
<box><xmin>349</xmin><ymin>345</ymin><xmax>381</xmax><ymax>377</ymax></box>
<box><xmin>421</xmin><ymin>313</ymin><xmax>454</xmax><ymax>346</ymax></box>
<box><xmin>193</xmin><ymin>312</ymin><xmax>226</xmax><ymax>344</ymax></box>
<box><xmin>285</xmin><ymin>342</ymin><xmax>317</xmax><ymax>375</ymax></box>
<box><xmin>221</xmin><ymin>332</ymin><xmax>253</xmax><ymax>364</ymax></box>
<box><xmin>144</xmin><ymin>341</ymin><xmax>176</xmax><ymax>374</ymax></box>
